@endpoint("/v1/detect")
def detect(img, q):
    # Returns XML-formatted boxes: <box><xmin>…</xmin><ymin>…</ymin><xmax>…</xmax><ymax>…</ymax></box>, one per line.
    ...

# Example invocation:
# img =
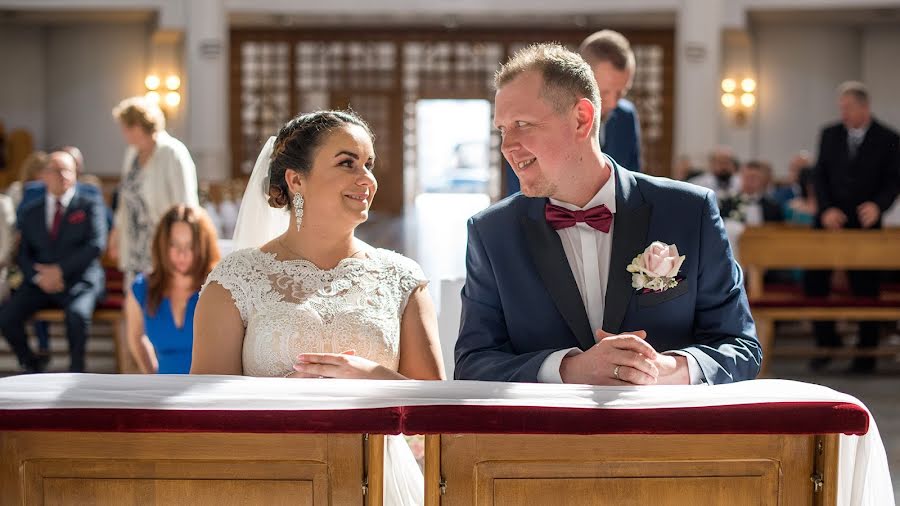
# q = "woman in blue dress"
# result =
<box><xmin>125</xmin><ymin>204</ymin><xmax>220</xmax><ymax>373</ymax></box>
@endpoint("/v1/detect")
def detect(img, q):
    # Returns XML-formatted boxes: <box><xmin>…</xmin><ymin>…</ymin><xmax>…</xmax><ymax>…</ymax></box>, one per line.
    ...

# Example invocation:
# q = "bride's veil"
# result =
<box><xmin>231</xmin><ymin>136</ymin><xmax>290</xmax><ymax>249</ymax></box>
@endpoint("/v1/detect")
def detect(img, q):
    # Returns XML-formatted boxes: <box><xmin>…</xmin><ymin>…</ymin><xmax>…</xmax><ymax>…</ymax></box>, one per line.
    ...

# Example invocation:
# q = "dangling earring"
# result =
<box><xmin>293</xmin><ymin>193</ymin><xmax>304</xmax><ymax>232</ymax></box>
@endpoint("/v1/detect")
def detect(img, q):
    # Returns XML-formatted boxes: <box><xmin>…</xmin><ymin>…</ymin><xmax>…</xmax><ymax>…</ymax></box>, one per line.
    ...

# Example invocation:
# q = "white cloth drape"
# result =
<box><xmin>0</xmin><ymin>375</ymin><xmax>892</xmax><ymax>505</ymax></box>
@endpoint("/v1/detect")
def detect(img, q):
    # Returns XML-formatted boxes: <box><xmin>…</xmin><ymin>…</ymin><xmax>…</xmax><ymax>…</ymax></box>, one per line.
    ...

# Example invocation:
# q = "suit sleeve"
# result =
<box><xmin>58</xmin><ymin>195</ymin><xmax>108</xmax><ymax>281</ymax></box>
<box><xmin>454</xmin><ymin>217</ymin><xmax>557</xmax><ymax>382</ymax></box>
<box><xmin>873</xmin><ymin>130</ymin><xmax>900</xmax><ymax>212</ymax></box>
<box><xmin>629</xmin><ymin>108</ymin><xmax>642</xmax><ymax>173</ymax></box>
<box><xmin>676</xmin><ymin>190</ymin><xmax>762</xmax><ymax>384</ymax></box>
<box><xmin>813</xmin><ymin>128</ymin><xmax>836</xmax><ymax>213</ymax></box>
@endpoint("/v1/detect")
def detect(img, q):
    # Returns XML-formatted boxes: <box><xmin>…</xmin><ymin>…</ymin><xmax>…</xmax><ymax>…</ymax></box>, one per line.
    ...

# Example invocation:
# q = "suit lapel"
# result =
<box><xmin>521</xmin><ymin>199</ymin><xmax>595</xmax><ymax>351</ymax></box>
<box><xmin>603</xmin><ymin>161</ymin><xmax>651</xmax><ymax>334</ymax></box>
<box><xmin>38</xmin><ymin>199</ymin><xmax>53</xmax><ymax>244</ymax></box>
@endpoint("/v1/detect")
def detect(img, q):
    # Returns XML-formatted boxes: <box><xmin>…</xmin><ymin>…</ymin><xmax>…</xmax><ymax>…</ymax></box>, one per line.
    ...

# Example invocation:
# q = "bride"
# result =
<box><xmin>191</xmin><ymin>110</ymin><xmax>445</xmax><ymax>505</ymax></box>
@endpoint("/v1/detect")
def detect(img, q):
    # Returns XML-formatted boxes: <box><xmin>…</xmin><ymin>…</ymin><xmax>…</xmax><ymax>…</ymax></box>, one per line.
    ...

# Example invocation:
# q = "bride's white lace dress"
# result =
<box><xmin>202</xmin><ymin>247</ymin><xmax>427</xmax><ymax>505</ymax></box>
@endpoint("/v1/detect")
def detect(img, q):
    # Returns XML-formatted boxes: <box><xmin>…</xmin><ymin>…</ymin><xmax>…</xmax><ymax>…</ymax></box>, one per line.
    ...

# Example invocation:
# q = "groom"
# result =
<box><xmin>455</xmin><ymin>44</ymin><xmax>760</xmax><ymax>385</ymax></box>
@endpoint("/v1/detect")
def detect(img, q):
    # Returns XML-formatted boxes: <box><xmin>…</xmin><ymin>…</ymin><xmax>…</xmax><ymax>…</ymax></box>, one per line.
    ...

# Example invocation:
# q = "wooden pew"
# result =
<box><xmin>738</xmin><ymin>226</ymin><xmax>900</xmax><ymax>375</ymax></box>
<box><xmin>407</xmin><ymin>383</ymin><xmax>873</xmax><ymax>506</ymax></box>
<box><xmin>2</xmin><ymin>431</ymin><xmax>380</xmax><ymax>506</ymax></box>
<box><xmin>29</xmin><ymin>267</ymin><xmax>138</xmax><ymax>373</ymax></box>
<box><xmin>0</xmin><ymin>375</ymin><xmax>389</xmax><ymax>506</ymax></box>
<box><xmin>426</xmin><ymin>433</ymin><xmax>836</xmax><ymax>505</ymax></box>
<box><xmin>1</xmin><ymin>375</ymin><xmax>882</xmax><ymax>506</ymax></box>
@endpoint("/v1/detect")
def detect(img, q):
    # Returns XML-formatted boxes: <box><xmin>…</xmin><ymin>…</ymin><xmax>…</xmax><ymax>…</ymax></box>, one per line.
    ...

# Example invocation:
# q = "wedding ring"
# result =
<box><xmin>613</xmin><ymin>365</ymin><xmax>621</xmax><ymax>380</ymax></box>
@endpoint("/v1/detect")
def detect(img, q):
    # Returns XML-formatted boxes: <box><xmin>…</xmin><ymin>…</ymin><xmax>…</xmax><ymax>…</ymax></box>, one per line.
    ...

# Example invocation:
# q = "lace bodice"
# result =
<box><xmin>202</xmin><ymin>248</ymin><xmax>427</xmax><ymax>377</ymax></box>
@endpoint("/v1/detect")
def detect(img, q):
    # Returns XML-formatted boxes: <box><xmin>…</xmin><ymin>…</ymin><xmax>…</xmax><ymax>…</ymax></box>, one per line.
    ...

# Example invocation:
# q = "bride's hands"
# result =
<box><xmin>288</xmin><ymin>350</ymin><xmax>405</xmax><ymax>380</ymax></box>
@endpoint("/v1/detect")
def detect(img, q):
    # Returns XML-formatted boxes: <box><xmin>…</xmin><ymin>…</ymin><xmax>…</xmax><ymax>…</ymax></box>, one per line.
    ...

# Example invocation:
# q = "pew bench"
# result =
<box><xmin>738</xmin><ymin>226</ymin><xmax>900</xmax><ymax>375</ymax></box>
<box><xmin>28</xmin><ymin>268</ymin><xmax>135</xmax><ymax>373</ymax></box>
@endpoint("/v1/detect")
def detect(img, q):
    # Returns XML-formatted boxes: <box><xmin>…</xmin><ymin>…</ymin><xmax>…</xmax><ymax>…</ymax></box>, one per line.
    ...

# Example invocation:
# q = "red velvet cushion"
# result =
<box><xmin>402</xmin><ymin>402</ymin><xmax>869</xmax><ymax>436</ymax></box>
<box><xmin>751</xmin><ymin>297</ymin><xmax>900</xmax><ymax>308</ymax></box>
<box><xmin>0</xmin><ymin>408</ymin><xmax>402</xmax><ymax>434</ymax></box>
<box><xmin>0</xmin><ymin>402</ymin><xmax>868</xmax><ymax>436</ymax></box>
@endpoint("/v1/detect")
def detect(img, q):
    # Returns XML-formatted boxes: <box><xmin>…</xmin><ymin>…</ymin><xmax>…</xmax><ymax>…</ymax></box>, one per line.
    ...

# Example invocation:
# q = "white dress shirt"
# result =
<box><xmin>847</xmin><ymin>123</ymin><xmax>869</xmax><ymax>158</ymax></box>
<box><xmin>536</xmin><ymin>175</ymin><xmax>703</xmax><ymax>385</ymax></box>
<box><xmin>45</xmin><ymin>187</ymin><xmax>76</xmax><ymax>231</ymax></box>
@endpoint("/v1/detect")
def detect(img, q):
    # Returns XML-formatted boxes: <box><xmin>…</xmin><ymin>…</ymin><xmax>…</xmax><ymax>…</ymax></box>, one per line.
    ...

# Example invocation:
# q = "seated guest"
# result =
<box><xmin>688</xmin><ymin>146</ymin><xmax>741</xmax><ymax>199</ymax></box>
<box><xmin>125</xmin><ymin>205</ymin><xmax>220</xmax><ymax>374</ymax></box>
<box><xmin>772</xmin><ymin>151</ymin><xmax>812</xmax><ymax>209</ymax></box>
<box><xmin>786</xmin><ymin>167</ymin><xmax>817</xmax><ymax>226</ymax></box>
<box><xmin>0</xmin><ymin>193</ymin><xmax>15</xmax><ymax>302</ymax></box>
<box><xmin>5</xmin><ymin>151</ymin><xmax>48</xmax><ymax>207</ymax></box>
<box><xmin>14</xmin><ymin>147</ymin><xmax>108</xmax><ymax>363</ymax></box>
<box><xmin>719</xmin><ymin>160</ymin><xmax>785</xmax><ymax>226</ymax></box>
<box><xmin>0</xmin><ymin>151</ymin><xmax>107</xmax><ymax>373</ymax></box>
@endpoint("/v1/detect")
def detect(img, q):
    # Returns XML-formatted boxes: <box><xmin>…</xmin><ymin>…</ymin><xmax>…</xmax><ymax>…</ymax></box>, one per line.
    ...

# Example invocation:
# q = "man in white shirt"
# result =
<box><xmin>455</xmin><ymin>44</ymin><xmax>760</xmax><ymax>386</ymax></box>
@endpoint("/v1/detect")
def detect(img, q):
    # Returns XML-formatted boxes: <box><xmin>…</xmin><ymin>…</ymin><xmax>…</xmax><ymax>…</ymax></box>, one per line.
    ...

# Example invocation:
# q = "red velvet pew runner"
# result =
<box><xmin>0</xmin><ymin>374</ymin><xmax>869</xmax><ymax>436</ymax></box>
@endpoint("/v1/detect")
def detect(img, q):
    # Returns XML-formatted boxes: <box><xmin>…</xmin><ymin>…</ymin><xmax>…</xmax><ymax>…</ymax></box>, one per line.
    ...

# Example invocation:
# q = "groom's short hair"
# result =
<box><xmin>495</xmin><ymin>43</ymin><xmax>601</xmax><ymax>127</ymax></box>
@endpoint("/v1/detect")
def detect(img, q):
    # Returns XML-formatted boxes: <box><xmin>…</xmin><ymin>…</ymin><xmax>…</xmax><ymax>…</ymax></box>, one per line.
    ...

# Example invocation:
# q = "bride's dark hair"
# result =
<box><xmin>267</xmin><ymin>109</ymin><xmax>374</xmax><ymax>209</ymax></box>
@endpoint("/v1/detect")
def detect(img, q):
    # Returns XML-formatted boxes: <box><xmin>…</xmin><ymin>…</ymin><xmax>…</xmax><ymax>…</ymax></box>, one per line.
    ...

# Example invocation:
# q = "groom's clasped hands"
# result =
<box><xmin>559</xmin><ymin>329</ymin><xmax>687</xmax><ymax>386</ymax></box>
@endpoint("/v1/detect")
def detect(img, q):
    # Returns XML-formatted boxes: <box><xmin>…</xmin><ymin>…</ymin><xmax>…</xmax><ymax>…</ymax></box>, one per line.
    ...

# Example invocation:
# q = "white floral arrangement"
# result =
<box><xmin>627</xmin><ymin>241</ymin><xmax>686</xmax><ymax>293</ymax></box>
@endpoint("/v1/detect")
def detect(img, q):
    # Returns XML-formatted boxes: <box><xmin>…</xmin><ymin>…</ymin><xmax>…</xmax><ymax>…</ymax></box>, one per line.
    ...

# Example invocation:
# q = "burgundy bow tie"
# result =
<box><xmin>545</xmin><ymin>202</ymin><xmax>613</xmax><ymax>233</ymax></box>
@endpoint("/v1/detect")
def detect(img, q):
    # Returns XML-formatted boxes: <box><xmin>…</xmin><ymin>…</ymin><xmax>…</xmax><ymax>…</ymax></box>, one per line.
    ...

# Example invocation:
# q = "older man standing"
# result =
<box><xmin>806</xmin><ymin>81</ymin><xmax>900</xmax><ymax>373</ymax></box>
<box><xmin>0</xmin><ymin>151</ymin><xmax>107</xmax><ymax>373</ymax></box>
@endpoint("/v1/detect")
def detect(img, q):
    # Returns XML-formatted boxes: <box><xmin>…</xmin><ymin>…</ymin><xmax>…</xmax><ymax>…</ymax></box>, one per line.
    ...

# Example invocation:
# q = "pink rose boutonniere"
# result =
<box><xmin>626</xmin><ymin>241</ymin><xmax>686</xmax><ymax>293</ymax></box>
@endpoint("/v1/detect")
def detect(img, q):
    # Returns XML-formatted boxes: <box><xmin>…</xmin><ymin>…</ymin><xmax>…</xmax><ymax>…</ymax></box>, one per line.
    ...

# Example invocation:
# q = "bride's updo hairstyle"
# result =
<box><xmin>267</xmin><ymin>110</ymin><xmax>374</xmax><ymax>209</ymax></box>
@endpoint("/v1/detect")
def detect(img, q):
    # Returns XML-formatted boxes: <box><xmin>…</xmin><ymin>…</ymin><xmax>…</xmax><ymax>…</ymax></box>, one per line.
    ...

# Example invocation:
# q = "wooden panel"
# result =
<box><xmin>43</xmin><ymin>478</ymin><xmax>312</xmax><ymax>506</ymax></box>
<box><xmin>2</xmin><ymin>432</ymin><xmax>372</xmax><ymax>506</ymax></box>
<box><xmin>437</xmin><ymin>433</ymin><xmax>824</xmax><ymax>506</ymax></box>
<box><xmin>367</xmin><ymin>434</ymin><xmax>385</xmax><ymax>506</ymax></box>
<box><xmin>492</xmin><ymin>476</ymin><xmax>766</xmax><ymax>506</ymax></box>
<box><xmin>424</xmin><ymin>435</ymin><xmax>441</xmax><ymax>506</ymax></box>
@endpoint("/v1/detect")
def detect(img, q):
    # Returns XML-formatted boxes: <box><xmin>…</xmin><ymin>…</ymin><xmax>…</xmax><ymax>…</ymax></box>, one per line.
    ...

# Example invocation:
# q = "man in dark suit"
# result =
<box><xmin>455</xmin><ymin>44</ymin><xmax>760</xmax><ymax>386</ymax></box>
<box><xmin>15</xmin><ymin>146</ymin><xmax>105</xmax><ymax>363</ymax></box>
<box><xmin>580</xmin><ymin>30</ymin><xmax>642</xmax><ymax>173</ymax></box>
<box><xmin>806</xmin><ymin>81</ymin><xmax>900</xmax><ymax>373</ymax></box>
<box><xmin>0</xmin><ymin>151</ymin><xmax>107</xmax><ymax>373</ymax></box>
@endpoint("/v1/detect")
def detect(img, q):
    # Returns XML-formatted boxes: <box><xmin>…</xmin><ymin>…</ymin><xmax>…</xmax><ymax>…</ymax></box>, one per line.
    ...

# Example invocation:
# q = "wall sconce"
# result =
<box><xmin>145</xmin><ymin>73</ymin><xmax>181</xmax><ymax>109</ymax></box>
<box><xmin>721</xmin><ymin>77</ymin><xmax>756</xmax><ymax>126</ymax></box>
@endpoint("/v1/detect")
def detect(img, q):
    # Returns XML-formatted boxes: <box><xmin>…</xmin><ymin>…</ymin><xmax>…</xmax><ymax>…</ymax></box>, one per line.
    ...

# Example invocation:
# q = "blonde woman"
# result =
<box><xmin>111</xmin><ymin>96</ymin><xmax>198</xmax><ymax>288</ymax></box>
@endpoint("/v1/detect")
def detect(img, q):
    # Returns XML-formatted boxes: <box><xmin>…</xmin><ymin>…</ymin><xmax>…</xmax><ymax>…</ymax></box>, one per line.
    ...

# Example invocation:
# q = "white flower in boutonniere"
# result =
<box><xmin>626</xmin><ymin>241</ymin><xmax>686</xmax><ymax>293</ymax></box>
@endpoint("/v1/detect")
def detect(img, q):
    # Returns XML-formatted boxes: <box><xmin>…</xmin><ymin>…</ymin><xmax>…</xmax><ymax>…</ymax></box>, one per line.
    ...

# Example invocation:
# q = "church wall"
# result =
<box><xmin>0</xmin><ymin>26</ymin><xmax>47</xmax><ymax>151</ymax></box>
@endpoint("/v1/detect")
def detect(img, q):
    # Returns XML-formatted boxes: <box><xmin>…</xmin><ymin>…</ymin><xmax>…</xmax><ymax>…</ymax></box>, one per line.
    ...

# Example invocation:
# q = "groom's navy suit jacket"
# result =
<box><xmin>455</xmin><ymin>157</ymin><xmax>761</xmax><ymax>385</ymax></box>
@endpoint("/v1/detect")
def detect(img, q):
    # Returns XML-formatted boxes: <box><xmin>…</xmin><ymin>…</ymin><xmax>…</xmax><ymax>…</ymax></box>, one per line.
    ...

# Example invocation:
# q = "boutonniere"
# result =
<box><xmin>67</xmin><ymin>210</ymin><xmax>87</xmax><ymax>224</ymax></box>
<box><xmin>722</xmin><ymin>193</ymin><xmax>752</xmax><ymax>223</ymax></box>
<box><xmin>626</xmin><ymin>241</ymin><xmax>686</xmax><ymax>293</ymax></box>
